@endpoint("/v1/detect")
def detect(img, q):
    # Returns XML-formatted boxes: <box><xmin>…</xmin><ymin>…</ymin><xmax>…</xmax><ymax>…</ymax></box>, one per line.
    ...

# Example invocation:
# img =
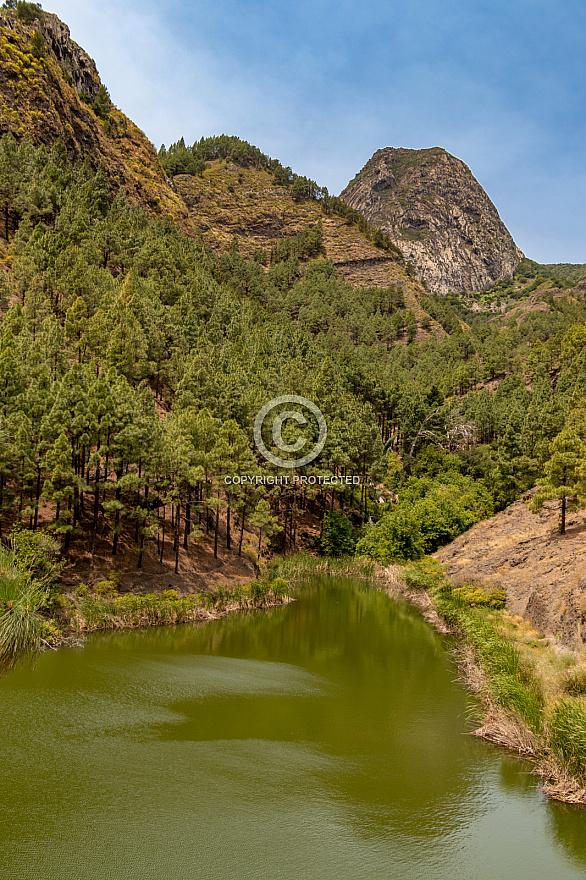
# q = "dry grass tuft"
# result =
<box><xmin>472</xmin><ymin>703</ymin><xmax>537</xmax><ymax>755</ymax></box>
<box><xmin>538</xmin><ymin>758</ymin><xmax>586</xmax><ymax>803</ymax></box>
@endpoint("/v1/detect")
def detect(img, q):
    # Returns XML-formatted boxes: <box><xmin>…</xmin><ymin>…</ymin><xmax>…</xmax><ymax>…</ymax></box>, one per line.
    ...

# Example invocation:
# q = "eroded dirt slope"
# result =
<box><xmin>435</xmin><ymin>491</ymin><xmax>586</xmax><ymax>649</ymax></box>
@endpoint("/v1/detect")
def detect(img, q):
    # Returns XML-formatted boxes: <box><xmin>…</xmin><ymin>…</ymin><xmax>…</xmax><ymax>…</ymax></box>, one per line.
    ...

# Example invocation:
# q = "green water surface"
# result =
<box><xmin>1</xmin><ymin>576</ymin><xmax>585</xmax><ymax>879</ymax></box>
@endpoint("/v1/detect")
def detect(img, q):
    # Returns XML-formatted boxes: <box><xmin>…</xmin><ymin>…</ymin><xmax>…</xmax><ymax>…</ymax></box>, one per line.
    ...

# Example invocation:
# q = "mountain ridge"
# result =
<box><xmin>0</xmin><ymin>7</ymin><xmax>189</xmax><ymax>223</ymax></box>
<box><xmin>0</xmin><ymin>7</ymin><xmax>523</xmax><ymax>310</ymax></box>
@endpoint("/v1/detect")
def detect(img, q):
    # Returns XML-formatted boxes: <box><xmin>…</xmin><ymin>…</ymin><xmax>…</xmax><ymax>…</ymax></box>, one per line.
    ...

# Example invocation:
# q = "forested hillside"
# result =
<box><xmin>158</xmin><ymin>135</ymin><xmax>438</xmax><ymax>331</ymax></box>
<box><xmin>0</xmin><ymin>7</ymin><xmax>585</xmax><ymax>590</ymax></box>
<box><xmin>2</xmin><ymin>130</ymin><xmax>586</xmax><ymax>579</ymax></box>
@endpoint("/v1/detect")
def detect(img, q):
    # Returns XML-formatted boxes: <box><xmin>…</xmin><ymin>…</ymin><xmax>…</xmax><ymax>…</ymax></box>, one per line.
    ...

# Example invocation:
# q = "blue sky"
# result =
<box><xmin>48</xmin><ymin>0</ymin><xmax>586</xmax><ymax>263</ymax></box>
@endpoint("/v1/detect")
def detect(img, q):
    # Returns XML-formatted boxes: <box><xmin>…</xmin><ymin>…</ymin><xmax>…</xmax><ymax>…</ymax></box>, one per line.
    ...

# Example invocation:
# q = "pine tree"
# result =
<box><xmin>42</xmin><ymin>432</ymin><xmax>77</xmax><ymax>546</ymax></box>
<box><xmin>250</xmin><ymin>497</ymin><xmax>280</xmax><ymax>556</ymax></box>
<box><xmin>493</xmin><ymin>416</ymin><xmax>525</xmax><ymax>506</ymax></box>
<box><xmin>531</xmin><ymin>427</ymin><xmax>583</xmax><ymax>534</ymax></box>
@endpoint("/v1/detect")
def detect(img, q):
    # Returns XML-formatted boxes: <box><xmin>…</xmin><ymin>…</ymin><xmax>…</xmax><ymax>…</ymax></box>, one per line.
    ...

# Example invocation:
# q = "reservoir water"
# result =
<box><xmin>1</xmin><ymin>576</ymin><xmax>585</xmax><ymax>879</ymax></box>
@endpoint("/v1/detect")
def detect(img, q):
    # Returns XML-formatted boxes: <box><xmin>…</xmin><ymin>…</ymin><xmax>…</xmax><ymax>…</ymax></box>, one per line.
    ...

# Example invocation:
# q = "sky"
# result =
<box><xmin>46</xmin><ymin>0</ymin><xmax>586</xmax><ymax>263</ymax></box>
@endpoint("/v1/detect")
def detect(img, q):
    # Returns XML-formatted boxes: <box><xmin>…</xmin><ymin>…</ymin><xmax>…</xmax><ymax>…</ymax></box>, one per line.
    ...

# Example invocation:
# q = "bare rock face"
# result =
<box><xmin>340</xmin><ymin>147</ymin><xmax>523</xmax><ymax>295</ymax></box>
<box><xmin>434</xmin><ymin>493</ymin><xmax>586</xmax><ymax>651</ymax></box>
<box><xmin>38</xmin><ymin>12</ymin><xmax>101</xmax><ymax>99</ymax></box>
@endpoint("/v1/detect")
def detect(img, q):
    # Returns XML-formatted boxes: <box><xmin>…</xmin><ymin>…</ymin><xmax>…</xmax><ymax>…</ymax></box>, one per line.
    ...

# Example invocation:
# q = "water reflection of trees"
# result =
<box><xmin>77</xmin><ymin>576</ymin><xmax>586</xmax><ymax>867</ymax></box>
<box><xmin>155</xmin><ymin>576</ymin><xmax>492</xmax><ymax>844</ymax></box>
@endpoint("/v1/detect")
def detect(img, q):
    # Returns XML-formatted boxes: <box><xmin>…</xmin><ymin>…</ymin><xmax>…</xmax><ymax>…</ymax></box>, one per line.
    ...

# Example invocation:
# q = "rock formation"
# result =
<box><xmin>340</xmin><ymin>146</ymin><xmax>523</xmax><ymax>295</ymax></box>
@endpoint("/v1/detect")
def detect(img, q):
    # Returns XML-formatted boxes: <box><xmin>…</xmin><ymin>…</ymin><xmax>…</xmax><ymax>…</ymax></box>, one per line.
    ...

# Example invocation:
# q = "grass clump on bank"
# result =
<box><xmin>55</xmin><ymin>575</ymin><xmax>291</xmax><ymax>635</ymax></box>
<box><xmin>273</xmin><ymin>553</ymin><xmax>376</xmax><ymax>582</ymax></box>
<box><xmin>548</xmin><ymin>699</ymin><xmax>586</xmax><ymax>781</ymax></box>
<box><xmin>0</xmin><ymin>528</ymin><xmax>63</xmax><ymax>673</ymax></box>
<box><xmin>390</xmin><ymin>558</ymin><xmax>586</xmax><ymax>797</ymax></box>
<box><xmin>562</xmin><ymin>664</ymin><xmax>586</xmax><ymax>696</ymax></box>
<box><xmin>0</xmin><ymin>542</ymin><xmax>52</xmax><ymax>673</ymax></box>
<box><xmin>464</xmin><ymin>615</ymin><xmax>544</xmax><ymax>735</ymax></box>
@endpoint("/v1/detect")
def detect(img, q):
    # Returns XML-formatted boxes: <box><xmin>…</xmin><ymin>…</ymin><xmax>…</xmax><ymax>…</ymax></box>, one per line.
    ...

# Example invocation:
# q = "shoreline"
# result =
<box><xmin>30</xmin><ymin>580</ymin><xmax>294</xmax><ymax>659</ymax></box>
<box><xmin>51</xmin><ymin>596</ymin><xmax>294</xmax><ymax>647</ymax></box>
<box><xmin>381</xmin><ymin>562</ymin><xmax>586</xmax><ymax>807</ymax></box>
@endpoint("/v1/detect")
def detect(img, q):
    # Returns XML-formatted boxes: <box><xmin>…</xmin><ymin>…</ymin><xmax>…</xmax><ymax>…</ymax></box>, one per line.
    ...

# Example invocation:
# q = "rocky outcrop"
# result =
<box><xmin>340</xmin><ymin>147</ymin><xmax>523</xmax><ymax>296</ymax></box>
<box><xmin>38</xmin><ymin>12</ymin><xmax>101</xmax><ymax>98</ymax></box>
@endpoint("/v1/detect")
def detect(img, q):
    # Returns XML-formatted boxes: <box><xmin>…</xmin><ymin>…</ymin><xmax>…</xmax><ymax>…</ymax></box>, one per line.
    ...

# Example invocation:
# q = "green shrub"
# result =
<box><xmin>356</xmin><ymin>506</ymin><xmax>424</xmax><ymax>563</ymax></box>
<box><xmin>270</xmin><ymin>577</ymin><xmax>289</xmax><ymax>599</ymax></box>
<box><xmin>93</xmin><ymin>582</ymin><xmax>111</xmax><ymax>596</ymax></box>
<box><xmin>214</xmin><ymin>586</ymin><xmax>228</xmax><ymax>610</ymax></box>
<box><xmin>161</xmin><ymin>588</ymin><xmax>179</xmax><ymax>601</ymax></box>
<box><xmin>40</xmin><ymin>618</ymin><xmax>60</xmax><ymax>644</ymax></box>
<box><xmin>30</xmin><ymin>30</ymin><xmax>44</xmax><ymax>57</ymax></box>
<box><xmin>94</xmin><ymin>573</ymin><xmax>119</xmax><ymax>597</ymax></box>
<box><xmin>434</xmin><ymin>594</ymin><xmax>463</xmax><ymax>629</ymax></box>
<box><xmin>250</xmin><ymin>581</ymin><xmax>270</xmax><ymax>605</ymax></box>
<box><xmin>16</xmin><ymin>1</ymin><xmax>43</xmax><ymax>24</ymax></box>
<box><xmin>320</xmin><ymin>511</ymin><xmax>355</xmax><ymax>557</ymax></box>
<box><xmin>92</xmin><ymin>84</ymin><xmax>112</xmax><ymax>121</ymax></box>
<box><xmin>356</xmin><ymin>472</ymin><xmax>493</xmax><ymax>563</ymax></box>
<box><xmin>242</xmin><ymin>545</ymin><xmax>258</xmax><ymax>564</ymax></box>
<box><xmin>452</xmin><ymin>583</ymin><xmax>506</xmax><ymax>609</ymax></box>
<box><xmin>487</xmin><ymin>589</ymin><xmax>507</xmax><ymax>609</ymax></box>
<box><xmin>9</xmin><ymin>525</ymin><xmax>62</xmax><ymax>596</ymax></box>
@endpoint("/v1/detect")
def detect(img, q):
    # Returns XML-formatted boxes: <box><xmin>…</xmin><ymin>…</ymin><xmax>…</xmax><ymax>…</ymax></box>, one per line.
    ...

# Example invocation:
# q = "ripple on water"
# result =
<box><xmin>1</xmin><ymin>578</ymin><xmax>586</xmax><ymax>880</ymax></box>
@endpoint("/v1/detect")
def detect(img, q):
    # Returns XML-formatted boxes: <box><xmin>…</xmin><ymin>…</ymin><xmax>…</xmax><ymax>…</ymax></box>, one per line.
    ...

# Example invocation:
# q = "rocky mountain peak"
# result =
<box><xmin>340</xmin><ymin>146</ymin><xmax>523</xmax><ymax>296</ymax></box>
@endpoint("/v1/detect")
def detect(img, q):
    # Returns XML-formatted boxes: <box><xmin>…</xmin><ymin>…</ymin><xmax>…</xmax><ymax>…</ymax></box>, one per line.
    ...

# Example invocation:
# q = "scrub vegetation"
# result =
<box><xmin>56</xmin><ymin>575</ymin><xmax>290</xmax><ymax>635</ymax></box>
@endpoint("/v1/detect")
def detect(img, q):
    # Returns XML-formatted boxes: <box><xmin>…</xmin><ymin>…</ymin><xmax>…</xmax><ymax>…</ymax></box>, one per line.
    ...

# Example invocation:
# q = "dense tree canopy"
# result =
<box><xmin>1</xmin><ymin>132</ymin><xmax>586</xmax><ymax>567</ymax></box>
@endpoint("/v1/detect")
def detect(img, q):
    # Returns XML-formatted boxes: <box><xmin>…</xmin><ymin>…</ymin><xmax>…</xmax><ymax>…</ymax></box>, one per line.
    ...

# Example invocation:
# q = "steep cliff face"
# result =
<box><xmin>0</xmin><ymin>9</ymin><xmax>188</xmax><ymax>222</ymax></box>
<box><xmin>340</xmin><ymin>147</ymin><xmax>523</xmax><ymax>296</ymax></box>
<box><xmin>37</xmin><ymin>11</ymin><xmax>101</xmax><ymax>98</ymax></box>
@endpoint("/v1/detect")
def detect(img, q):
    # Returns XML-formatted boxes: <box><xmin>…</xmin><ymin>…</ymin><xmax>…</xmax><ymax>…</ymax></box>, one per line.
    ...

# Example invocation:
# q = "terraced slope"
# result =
<box><xmin>174</xmin><ymin>161</ymin><xmax>442</xmax><ymax>333</ymax></box>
